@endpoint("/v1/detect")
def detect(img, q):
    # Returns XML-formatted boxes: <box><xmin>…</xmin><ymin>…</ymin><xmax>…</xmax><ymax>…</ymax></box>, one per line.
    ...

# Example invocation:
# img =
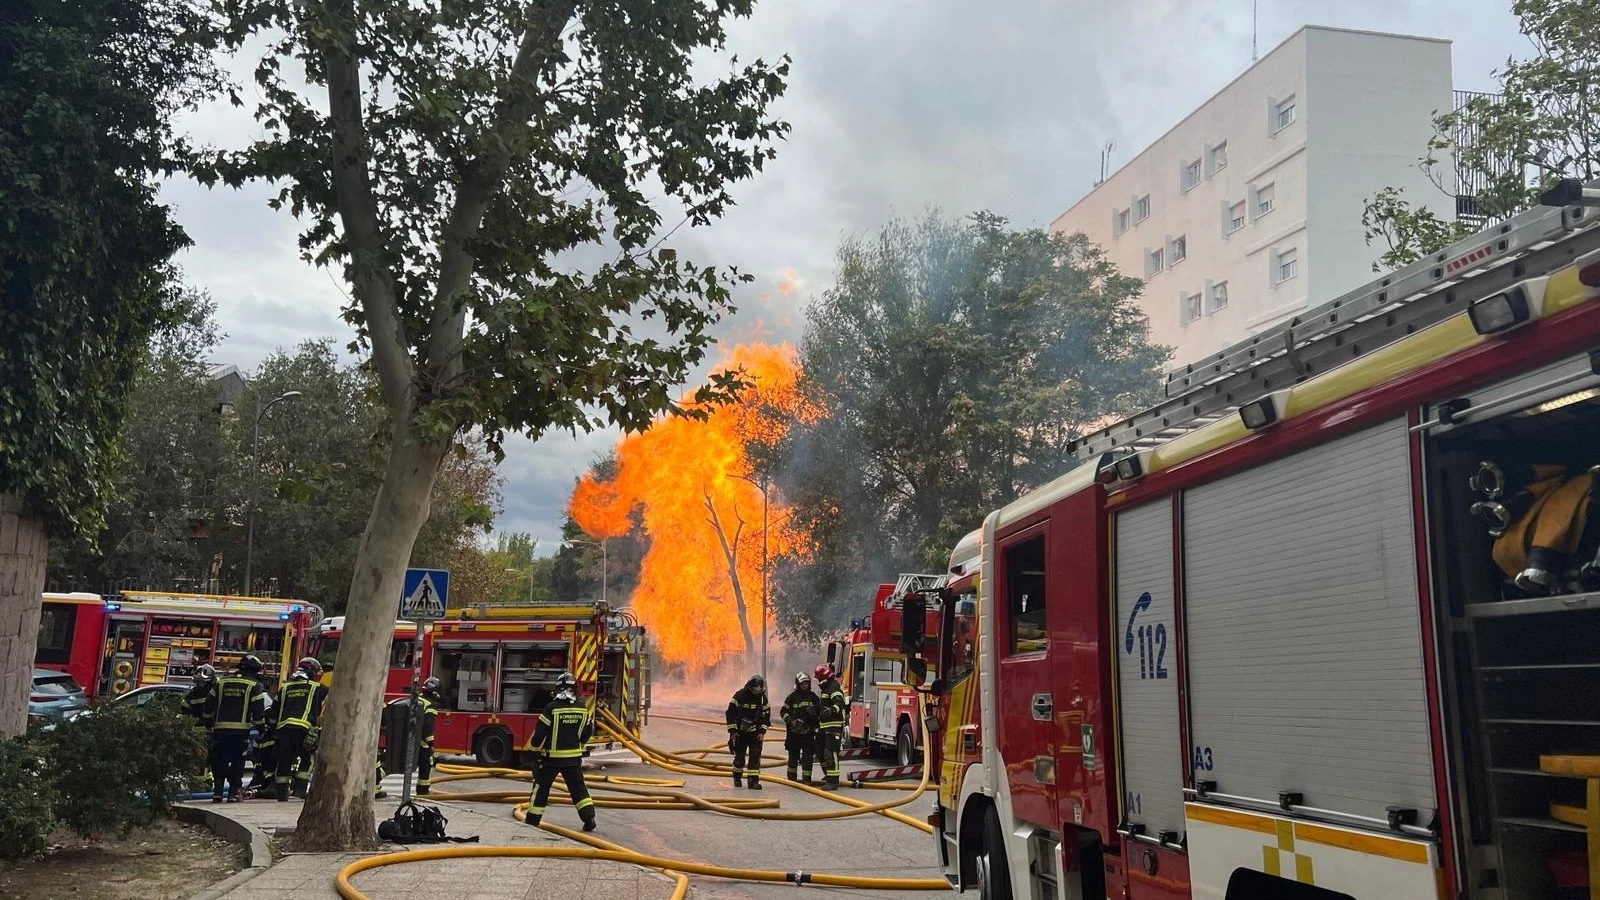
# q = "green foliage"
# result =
<box><xmin>41</xmin><ymin>694</ymin><xmax>206</xmax><ymax>839</ymax></box>
<box><xmin>775</xmin><ymin>212</ymin><xmax>1168</xmax><ymax>639</ymax></box>
<box><xmin>1363</xmin><ymin>0</ymin><xmax>1600</xmax><ymax>267</ymax></box>
<box><xmin>202</xmin><ymin>0</ymin><xmax>792</xmax><ymax>446</ymax></box>
<box><xmin>0</xmin><ymin>0</ymin><xmax>220</xmax><ymax>541</ymax></box>
<box><xmin>0</xmin><ymin>738</ymin><xmax>55</xmax><ymax>860</ymax></box>
<box><xmin>1360</xmin><ymin>187</ymin><xmax>1474</xmax><ymax>272</ymax></box>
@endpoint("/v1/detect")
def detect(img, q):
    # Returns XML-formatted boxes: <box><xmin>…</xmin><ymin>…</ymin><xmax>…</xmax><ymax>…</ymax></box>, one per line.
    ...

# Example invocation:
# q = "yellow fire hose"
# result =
<box><xmin>336</xmin><ymin>710</ymin><xmax>946</xmax><ymax>899</ymax></box>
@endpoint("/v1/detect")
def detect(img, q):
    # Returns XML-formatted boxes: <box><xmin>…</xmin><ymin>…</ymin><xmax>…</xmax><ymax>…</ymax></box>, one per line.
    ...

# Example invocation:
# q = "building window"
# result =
<box><xmin>1181</xmin><ymin>291</ymin><xmax>1203</xmax><ymax>324</ymax></box>
<box><xmin>1171</xmin><ymin>234</ymin><xmax>1187</xmax><ymax>263</ymax></box>
<box><xmin>1209</xmin><ymin>280</ymin><xmax>1229</xmax><ymax>312</ymax></box>
<box><xmin>1274</xmin><ymin>96</ymin><xmax>1297</xmax><ymax>133</ymax></box>
<box><xmin>1276</xmin><ymin>248</ymin><xmax>1299</xmax><ymax>284</ymax></box>
<box><xmin>1256</xmin><ymin>183</ymin><xmax>1276</xmax><ymax>218</ymax></box>
<box><xmin>1210</xmin><ymin>141</ymin><xmax>1228</xmax><ymax>174</ymax></box>
<box><xmin>1228</xmin><ymin>201</ymin><xmax>1247</xmax><ymax>233</ymax></box>
<box><xmin>1114</xmin><ymin>208</ymin><xmax>1131</xmax><ymax>236</ymax></box>
<box><xmin>1182</xmin><ymin>159</ymin><xmax>1201</xmax><ymax>191</ymax></box>
<box><xmin>1135</xmin><ymin>195</ymin><xmax>1151</xmax><ymax>222</ymax></box>
<box><xmin>1004</xmin><ymin>535</ymin><xmax>1047</xmax><ymax>655</ymax></box>
<box><xmin>1147</xmin><ymin>248</ymin><xmax>1164</xmax><ymax>276</ymax></box>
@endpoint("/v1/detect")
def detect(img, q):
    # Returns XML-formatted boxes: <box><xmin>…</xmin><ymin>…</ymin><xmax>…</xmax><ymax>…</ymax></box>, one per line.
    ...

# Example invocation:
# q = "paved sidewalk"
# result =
<box><xmin>182</xmin><ymin>794</ymin><xmax>675</xmax><ymax>900</ymax></box>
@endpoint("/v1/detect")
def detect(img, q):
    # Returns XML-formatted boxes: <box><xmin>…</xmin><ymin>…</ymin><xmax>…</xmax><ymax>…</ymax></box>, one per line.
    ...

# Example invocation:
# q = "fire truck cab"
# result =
<box><xmin>308</xmin><ymin>616</ymin><xmax>419</xmax><ymax>701</ymax></box>
<box><xmin>35</xmin><ymin>590</ymin><xmax>321</xmax><ymax>698</ymax></box>
<box><xmin>829</xmin><ymin>575</ymin><xmax>944</xmax><ymax>767</ymax></box>
<box><xmin>420</xmin><ymin>602</ymin><xmax>650</xmax><ymax>768</ymax></box>
<box><xmin>914</xmin><ymin>183</ymin><xmax>1600</xmax><ymax>900</ymax></box>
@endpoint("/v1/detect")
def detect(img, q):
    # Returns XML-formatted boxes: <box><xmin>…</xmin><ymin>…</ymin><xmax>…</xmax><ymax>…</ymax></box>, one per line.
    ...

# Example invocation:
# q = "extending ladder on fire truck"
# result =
<box><xmin>1067</xmin><ymin>179</ymin><xmax>1600</xmax><ymax>463</ymax></box>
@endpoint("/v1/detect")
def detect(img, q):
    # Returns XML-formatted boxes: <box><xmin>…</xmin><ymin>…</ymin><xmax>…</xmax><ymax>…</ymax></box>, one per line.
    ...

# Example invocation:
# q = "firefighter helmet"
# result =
<box><xmin>746</xmin><ymin>674</ymin><xmax>766</xmax><ymax>694</ymax></box>
<box><xmin>421</xmin><ymin>677</ymin><xmax>441</xmax><ymax>696</ymax></box>
<box><xmin>195</xmin><ymin>664</ymin><xmax>217</xmax><ymax>683</ymax></box>
<box><xmin>795</xmin><ymin>672</ymin><xmax>811</xmax><ymax>688</ymax></box>
<box><xmin>290</xmin><ymin>668</ymin><xmax>309</xmax><ymax>681</ymax></box>
<box><xmin>239</xmin><ymin>655</ymin><xmax>263</xmax><ymax>676</ymax></box>
<box><xmin>813</xmin><ymin>663</ymin><xmax>833</xmax><ymax>681</ymax></box>
<box><xmin>297</xmin><ymin>656</ymin><xmax>323</xmax><ymax>677</ymax></box>
<box><xmin>555</xmin><ymin>672</ymin><xmax>578</xmax><ymax>690</ymax></box>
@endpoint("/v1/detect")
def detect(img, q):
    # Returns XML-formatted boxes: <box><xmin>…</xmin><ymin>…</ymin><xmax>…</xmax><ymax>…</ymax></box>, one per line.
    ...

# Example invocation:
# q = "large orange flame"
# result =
<box><xmin>569</xmin><ymin>343</ymin><xmax>818</xmax><ymax>675</ymax></box>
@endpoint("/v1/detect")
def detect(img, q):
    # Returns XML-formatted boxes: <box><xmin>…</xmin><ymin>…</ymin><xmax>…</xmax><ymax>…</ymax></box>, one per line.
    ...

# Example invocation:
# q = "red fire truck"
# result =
<box><xmin>420</xmin><ymin>602</ymin><xmax>651</xmax><ymax>767</ymax></box>
<box><xmin>908</xmin><ymin>183</ymin><xmax>1600</xmax><ymax>900</ymax></box>
<box><xmin>828</xmin><ymin>575</ymin><xmax>944</xmax><ymax>767</ymax></box>
<box><xmin>35</xmin><ymin>591</ymin><xmax>322</xmax><ymax>699</ymax></box>
<box><xmin>308</xmin><ymin>616</ymin><xmax>421</xmax><ymax>701</ymax></box>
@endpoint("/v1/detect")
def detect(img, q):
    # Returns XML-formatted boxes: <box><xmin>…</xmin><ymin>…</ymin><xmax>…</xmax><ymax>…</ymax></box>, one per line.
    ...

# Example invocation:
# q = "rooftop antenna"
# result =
<box><xmin>1096</xmin><ymin>139</ymin><xmax>1116</xmax><ymax>187</ymax></box>
<box><xmin>1251</xmin><ymin>0</ymin><xmax>1259</xmax><ymax>63</ymax></box>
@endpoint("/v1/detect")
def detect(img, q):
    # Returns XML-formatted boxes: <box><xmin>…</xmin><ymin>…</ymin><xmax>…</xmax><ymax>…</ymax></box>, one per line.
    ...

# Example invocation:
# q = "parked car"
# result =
<box><xmin>29</xmin><ymin>668</ymin><xmax>88</xmax><ymax>724</ymax></box>
<box><xmin>41</xmin><ymin>683</ymin><xmax>191</xmax><ymax>733</ymax></box>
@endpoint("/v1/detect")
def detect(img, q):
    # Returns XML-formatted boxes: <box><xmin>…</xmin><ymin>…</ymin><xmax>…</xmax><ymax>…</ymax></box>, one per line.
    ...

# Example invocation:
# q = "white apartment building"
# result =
<box><xmin>1050</xmin><ymin>26</ymin><xmax>1455</xmax><ymax>372</ymax></box>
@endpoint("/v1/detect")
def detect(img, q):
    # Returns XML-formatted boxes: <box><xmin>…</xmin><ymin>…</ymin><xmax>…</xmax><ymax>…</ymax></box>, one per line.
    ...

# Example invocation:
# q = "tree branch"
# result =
<box><xmin>305</xmin><ymin>0</ymin><xmax>413</xmax><ymax>413</ymax></box>
<box><xmin>429</xmin><ymin>0</ymin><xmax>578</xmax><ymax>388</ymax></box>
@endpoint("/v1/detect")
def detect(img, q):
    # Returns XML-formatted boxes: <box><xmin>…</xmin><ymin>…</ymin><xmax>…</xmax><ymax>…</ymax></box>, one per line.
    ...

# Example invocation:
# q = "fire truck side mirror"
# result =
<box><xmin>826</xmin><ymin>642</ymin><xmax>837</xmax><ymax>667</ymax></box>
<box><xmin>900</xmin><ymin>593</ymin><xmax>926</xmax><ymax>657</ymax></box>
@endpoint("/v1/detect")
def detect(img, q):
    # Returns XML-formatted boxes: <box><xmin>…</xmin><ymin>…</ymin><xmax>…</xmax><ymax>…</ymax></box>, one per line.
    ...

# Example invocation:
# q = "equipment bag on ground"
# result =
<box><xmin>377</xmin><ymin>800</ymin><xmax>480</xmax><ymax>844</ymax></box>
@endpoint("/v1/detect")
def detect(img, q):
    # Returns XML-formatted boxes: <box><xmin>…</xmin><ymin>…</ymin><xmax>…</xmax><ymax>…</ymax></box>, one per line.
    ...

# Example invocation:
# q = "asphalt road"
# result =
<box><xmin>437</xmin><ymin>704</ymin><xmax>952</xmax><ymax>900</ymax></box>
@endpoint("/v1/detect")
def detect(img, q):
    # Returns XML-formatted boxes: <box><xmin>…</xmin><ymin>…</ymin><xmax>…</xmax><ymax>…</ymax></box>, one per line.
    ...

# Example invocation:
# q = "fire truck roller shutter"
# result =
<box><xmin>1114</xmin><ymin>499</ymin><xmax>1185</xmax><ymax>840</ymax></box>
<box><xmin>1182</xmin><ymin>419</ymin><xmax>1435</xmax><ymax>827</ymax></box>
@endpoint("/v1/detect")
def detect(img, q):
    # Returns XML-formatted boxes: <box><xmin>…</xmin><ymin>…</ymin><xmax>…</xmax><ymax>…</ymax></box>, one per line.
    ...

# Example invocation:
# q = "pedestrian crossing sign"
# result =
<box><xmin>400</xmin><ymin>568</ymin><xmax>449</xmax><ymax>620</ymax></box>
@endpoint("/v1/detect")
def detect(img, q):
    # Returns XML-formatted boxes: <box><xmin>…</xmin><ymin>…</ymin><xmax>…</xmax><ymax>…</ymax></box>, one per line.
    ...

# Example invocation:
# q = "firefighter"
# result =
<box><xmin>273</xmin><ymin>657</ymin><xmax>328</xmax><ymax>801</ymax></box>
<box><xmin>184</xmin><ymin>664</ymin><xmax>217</xmax><ymax>726</ymax></box>
<box><xmin>725</xmin><ymin>674</ymin><xmax>770</xmax><ymax>789</ymax></box>
<box><xmin>248</xmin><ymin>694</ymin><xmax>279</xmax><ymax>794</ymax></box>
<box><xmin>526</xmin><ymin>672</ymin><xmax>596</xmax><ymax>831</ymax></box>
<box><xmin>206</xmin><ymin>655</ymin><xmax>267</xmax><ymax>802</ymax></box>
<box><xmin>815</xmin><ymin>663</ymin><xmax>846</xmax><ymax>789</ymax></box>
<box><xmin>780</xmin><ymin>672</ymin><xmax>820</xmax><ymax>783</ymax></box>
<box><xmin>415</xmin><ymin>677</ymin><xmax>440</xmax><ymax>796</ymax></box>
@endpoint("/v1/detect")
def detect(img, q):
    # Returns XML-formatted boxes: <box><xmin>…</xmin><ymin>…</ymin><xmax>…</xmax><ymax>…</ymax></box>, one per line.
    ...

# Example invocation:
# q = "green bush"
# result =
<box><xmin>0</xmin><ymin>737</ymin><xmax>57</xmax><ymax>860</ymax></box>
<box><xmin>41</xmin><ymin>694</ymin><xmax>207</xmax><ymax>839</ymax></box>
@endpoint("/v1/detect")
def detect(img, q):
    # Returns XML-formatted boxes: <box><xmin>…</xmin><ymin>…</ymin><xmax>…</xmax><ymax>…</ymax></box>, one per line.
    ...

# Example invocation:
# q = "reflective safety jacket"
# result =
<box><xmin>184</xmin><ymin>682</ymin><xmax>214</xmax><ymax>727</ymax></box>
<box><xmin>418</xmin><ymin>695</ymin><xmax>437</xmax><ymax>748</ymax></box>
<box><xmin>276</xmin><ymin>679</ymin><xmax>328</xmax><ymax>730</ymax></box>
<box><xmin>531</xmin><ymin>697</ymin><xmax>592</xmax><ymax>760</ymax></box>
<box><xmin>817</xmin><ymin>677</ymin><xmax>846</xmax><ymax>731</ymax></box>
<box><xmin>726</xmin><ymin>687</ymin><xmax>770</xmax><ymax>734</ymax></box>
<box><xmin>780</xmin><ymin>687</ymin><xmax>819</xmax><ymax>735</ymax></box>
<box><xmin>208</xmin><ymin>675</ymin><xmax>266</xmax><ymax>732</ymax></box>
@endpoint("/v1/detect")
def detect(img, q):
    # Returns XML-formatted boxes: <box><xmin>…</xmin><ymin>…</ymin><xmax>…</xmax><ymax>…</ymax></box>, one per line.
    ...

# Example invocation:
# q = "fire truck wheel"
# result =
<box><xmin>895</xmin><ymin>722</ymin><xmax>915</xmax><ymax>768</ymax></box>
<box><xmin>976</xmin><ymin>808</ymin><xmax>1013</xmax><ymax>900</ymax></box>
<box><xmin>475</xmin><ymin>728</ymin><xmax>514</xmax><ymax>768</ymax></box>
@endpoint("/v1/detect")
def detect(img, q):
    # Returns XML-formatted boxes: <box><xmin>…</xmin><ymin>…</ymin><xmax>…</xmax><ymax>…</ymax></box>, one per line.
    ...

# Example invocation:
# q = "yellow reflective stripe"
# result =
<box><xmin>575</xmin><ymin>798</ymin><xmax>594</xmax><ymax>810</ymax></box>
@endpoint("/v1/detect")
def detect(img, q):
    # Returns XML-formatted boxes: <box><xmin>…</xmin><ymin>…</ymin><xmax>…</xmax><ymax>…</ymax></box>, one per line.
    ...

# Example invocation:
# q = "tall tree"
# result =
<box><xmin>0</xmin><ymin>0</ymin><xmax>218</xmax><ymax>736</ymax></box>
<box><xmin>1362</xmin><ymin>0</ymin><xmax>1598</xmax><ymax>266</ymax></box>
<box><xmin>206</xmin><ymin>0</ymin><xmax>788</xmax><ymax>847</ymax></box>
<box><xmin>777</xmin><ymin>212</ymin><xmax>1166</xmax><ymax>639</ymax></box>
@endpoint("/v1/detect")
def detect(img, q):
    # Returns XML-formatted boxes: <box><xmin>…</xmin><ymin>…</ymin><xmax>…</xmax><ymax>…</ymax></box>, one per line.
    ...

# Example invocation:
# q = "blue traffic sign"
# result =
<box><xmin>400</xmin><ymin>568</ymin><xmax>449</xmax><ymax>620</ymax></box>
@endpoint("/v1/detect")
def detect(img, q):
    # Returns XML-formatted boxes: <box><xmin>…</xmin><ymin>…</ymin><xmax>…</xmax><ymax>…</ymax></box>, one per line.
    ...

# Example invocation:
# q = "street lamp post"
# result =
<box><xmin>564</xmin><ymin>538</ymin><xmax>608</xmax><ymax>607</ymax></box>
<box><xmin>504</xmin><ymin>540</ymin><xmax>542</xmax><ymax>605</ymax></box>
<box><xmin>243</xmin><ymin>390</ymin><xmax>302</xmax><ymax>597</ymax></box>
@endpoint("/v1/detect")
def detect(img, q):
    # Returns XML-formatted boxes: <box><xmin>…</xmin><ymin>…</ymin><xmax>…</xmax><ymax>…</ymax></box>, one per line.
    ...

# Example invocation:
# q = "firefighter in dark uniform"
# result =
<box><xmin>184</xmin><ymin>664</ymin><xmax>217</xmax><ymax>726</ymax></box>
<box><xmin>206</xmin><ymin>655</ymin><xmax>267</xmax><ymax>802</ymax></box>
<box><xmin>526</xmin><ymin>672</ymin><xmax>596</xmax><ymax>831</ymax></box>
<box><xmin>725</xmin><ymin>675</ymin><xmax>770</xmax><ymax>789</ymax></box>
<box><xmin>781</xmin><ymin>672</ymin><xmax>820</xmax><ymax>783</ymax></box>
<box><xmin>248</xmin><ymin>693</ymin><xmax>279</xmax><ymax>793</ymax></box>
<box><xmin>416</xmin><ymin>677</ymin><xmax>440</xmax><ymax>795</ymax></box>
<box><xmin>273</xmin><ymin>657</ymin><xmax>328</xmax><ymax>800</ymax></box>
<box><xmin>815</xmin><ymin>663</ymin><xmax>846</xmax><ymax>789</ymax></box>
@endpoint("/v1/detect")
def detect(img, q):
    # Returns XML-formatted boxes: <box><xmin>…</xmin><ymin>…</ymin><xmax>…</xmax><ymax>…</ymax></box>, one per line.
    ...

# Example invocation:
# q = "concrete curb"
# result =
<box><xmin>173</xmin><ymin>804</ymin><xmax>274</xmax><ymax>900</ymax></box>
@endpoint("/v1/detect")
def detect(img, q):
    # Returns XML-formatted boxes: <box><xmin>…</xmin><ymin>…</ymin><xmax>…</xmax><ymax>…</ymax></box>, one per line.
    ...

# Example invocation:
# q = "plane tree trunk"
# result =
<box><xmin>0</xmin><ymin>493</ymin><xmax>48</xmax><ymax>739</ymax></box>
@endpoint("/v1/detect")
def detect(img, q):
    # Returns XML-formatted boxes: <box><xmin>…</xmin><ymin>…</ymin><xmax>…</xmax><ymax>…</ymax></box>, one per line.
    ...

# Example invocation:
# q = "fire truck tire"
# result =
<box><xmin>475</xmin><ymin>728</ymin><xmax>514</xmax><ymax>768</ymax></box>
<box><xmin>895</xmin><ymin>723</ymin><xmax>915</xmax><ymax>768</ymax></box>
<box><xmin>977</xmin><ymin>808</ymin><xmax>1013</xmax><ymax>900</ymax></box>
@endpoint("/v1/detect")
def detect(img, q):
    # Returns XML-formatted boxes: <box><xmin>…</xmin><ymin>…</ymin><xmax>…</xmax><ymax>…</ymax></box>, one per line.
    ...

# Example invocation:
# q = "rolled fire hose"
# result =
<box><xmin>336</xmin><ymin>710</ymin><xmax>944</xmax><ymax>899</ymax></box>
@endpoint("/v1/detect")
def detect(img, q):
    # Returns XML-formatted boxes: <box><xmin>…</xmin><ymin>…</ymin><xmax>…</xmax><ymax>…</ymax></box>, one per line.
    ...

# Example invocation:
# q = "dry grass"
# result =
<box><xmin>0</xmin><ymin>818</ymin><xmax>245</xmax><ymax>900</ymax></box>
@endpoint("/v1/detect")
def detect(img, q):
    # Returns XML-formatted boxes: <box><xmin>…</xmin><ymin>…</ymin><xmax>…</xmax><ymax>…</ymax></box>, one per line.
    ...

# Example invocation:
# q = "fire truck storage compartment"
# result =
<box><xmin>432</xmin><ymin>643</ymin><xmax>496</xmax><ymax>711</ymax></box>
<box><xmin>1113</xmin><ymin>499</ymin><xmax>1184</xmax><ymax>842</ymax></box>
<box><xmin>498</xmin><ymin>641</ymin><xmax>567</xmax><ymax>713</ymax></box>
<box><xmin>1424</xmin><ymin>350</ymin><xmax>1600</xmax><ymax>900</ymax></box>
<box><xmin>1182</xmin><ymin>419</ymin><xmax>1438</xmax><ymax>826</ymax></box>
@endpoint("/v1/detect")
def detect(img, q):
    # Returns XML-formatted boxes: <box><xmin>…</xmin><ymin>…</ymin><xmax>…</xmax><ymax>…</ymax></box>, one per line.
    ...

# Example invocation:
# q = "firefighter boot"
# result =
<box><xmin>801</xmin><ymin>769</ymin><xmax>814</xmax><ymax>785</ymax></box>
<box><xmin>747</xmin><ymin>777</ymin><xmax>762</xmax><ymax>790</ymax></box>
<box><xmin>786</xmin><ymin>768</ymin><xmax>797</xmax><ymax>781</ymax></box>
<box><xmin>823</xmin><ymin>776</ymin><xmax>840</xmax><ymax>789</ymax></box>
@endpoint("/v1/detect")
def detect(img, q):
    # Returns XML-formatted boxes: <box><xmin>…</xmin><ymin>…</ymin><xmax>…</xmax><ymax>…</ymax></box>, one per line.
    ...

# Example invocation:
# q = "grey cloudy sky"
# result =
<box><xmin>161</xmin><ymin>0</ymin><xmax>1522</xmax><ymax>550</ymax></box>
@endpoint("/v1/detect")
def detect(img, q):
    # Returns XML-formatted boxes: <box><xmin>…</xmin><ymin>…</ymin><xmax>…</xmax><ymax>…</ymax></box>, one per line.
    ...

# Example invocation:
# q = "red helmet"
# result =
<box><xmin>814</xmin><ymin>664</ymin><xmax>834</xmax><ymax>680</ymax></box>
